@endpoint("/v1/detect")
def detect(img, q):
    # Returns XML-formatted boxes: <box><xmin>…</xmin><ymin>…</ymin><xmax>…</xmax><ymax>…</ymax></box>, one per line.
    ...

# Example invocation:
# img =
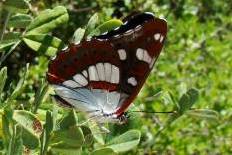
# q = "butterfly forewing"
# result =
<box><xmin>98</xmin><ymin>16</ymin><xmax>167</xmax><ymax>114</ymax></box>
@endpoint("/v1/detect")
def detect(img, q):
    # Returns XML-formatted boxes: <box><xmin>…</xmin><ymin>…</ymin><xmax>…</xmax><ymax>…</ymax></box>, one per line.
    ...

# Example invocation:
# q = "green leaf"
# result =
<box><xmin>52</xmin><ymin>125</ymin><xmax>84</xmax><ymax>148</ymax></box>
<box><xmin>45</xmin><ymin>111</ymin><xmax>54</xmax><ymax>135</ymax></box>
<box><xmin>59</xmin><ymin>109</ymin><xmax>78</xmax><ymax>130</ymax></box>
<box><xmin>85</xmin><ymin>13</ymin><xmax>99</xmax><ymax>37</ymax></box>
<box><xmin>0</xmin><ymin>32</ymin><xmax>21</xmax><ymax>51</ymax></box>
<box><xmin>80</xmin><ymin>125</ymin><xmax>94</xmax><ymax>146</ymax></box>
<box><xmin>0</xmin><ymin>67</ymin><xmax>7</xmax><ymax>100</ymax></box>
<box><xmin>21</xmin><ymin>128</ymin><xmax>40</xmax><ymax>149</ymax></box>
<box><xmin>90</xmin><ymin>19</ymin><xmax>123</xmax><ymax>37</ymax></box>
<box><xmin>186</xmin><ymin>109</ymin><xmax>219</xmax><ymax>121</ymax></box>
<box><xmin>12</xmin><ymin>110</ymin><xmax>42</xmax><ymax>149</ymax></box>
<box><xmin>186</xmin><ymin>88</ymin><xmax>199</xmax><ymax>105</ymax></box>
<box><xmin>51</xmin><ymin>145</ymin><xmax>82</xmax><ymax>155</ymax></box>
<box><xmin>23</xmin><ymin>34</ymin><xmax>65</xmax><ymax>56</ymax></box>
<box><xmin>72</xmin><ymin>28</ymin><xmax>85</xmax><ymax>43</ymax></box>
<box><xmin>91</xmin><ymin>148</ymin><xmax>117</xmax><ymax>155</ymax></box>
<box><xmin>8</xmin><ymin>13</ymin><xmax>32</xmax><ymax>28</ymax></box>
<box><xmin>178</xmin><ymin>88</ymin><xmax>199</xmax><ymax>114</ymax></box>
<box><xmin>178</xmin><ymin>93</ymin><xmax>190</xmax><ymax>113</ymax></box>
<box><xmin>4</xmin><ymin>0</ymin><xmax>29</xmax><ymax>13</ymax></box>
<box><xmin>106</xmin><ymin>130</ymin><xmax>141</xmax><ymax>153</ymax></box>
<box><xmin>26</xmin><ymin>6</ymin><xmax>69</xmax><ymax>34</ymax></box>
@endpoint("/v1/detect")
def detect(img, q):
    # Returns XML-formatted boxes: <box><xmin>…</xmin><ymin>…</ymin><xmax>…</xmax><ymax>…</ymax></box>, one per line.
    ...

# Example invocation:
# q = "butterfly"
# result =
<box><xmin>47</xmin><ymin>12</ymin><xmax>167</xmax><ymax>125</ymax></box>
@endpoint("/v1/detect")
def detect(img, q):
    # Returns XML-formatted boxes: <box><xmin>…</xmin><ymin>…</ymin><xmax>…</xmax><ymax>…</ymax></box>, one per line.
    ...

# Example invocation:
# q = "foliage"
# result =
<box><xmin>0</xmin><ymin>0</ymin><xmax>231</xmax><ymax>154</ymax></box>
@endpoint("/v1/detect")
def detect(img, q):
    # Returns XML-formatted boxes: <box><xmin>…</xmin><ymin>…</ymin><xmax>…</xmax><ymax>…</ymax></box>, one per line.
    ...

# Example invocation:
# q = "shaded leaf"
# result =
<box><xmin>91</xmin><ymin>148</ymin><xmax>117</xmax><ymax>155</ymax></box>
<box><xmin>106</xmin><ymin>130</ymin><xmax>141</xmax><ymax>153</ymax></box>
<box><xmin>59</xmin><ymin>109</ymin><xmax>78</xmax><ymax>130</ymax></box>
<box><xmin>4</xmin><ymin>0</ymin><xmax>29</xmax><ymax>13</ymax></box>
<box><xmin>80</xmin><ymin>125</ymin><xmax>94</xmax><ymax>146</ymax></box>
<box><xmin>0</xmin><ymin>32</ymin><xmax>21</xmax><ymax>51</ymax></box>
<box><xmin>23</xmin><ymin>34</ymin><xmax>65</xmax><ymax>56</ymax></box>
<box><xmin>26</xmin><ymin>6</ymin><xmax>69</xmax><ymax>34</ymax></box>
<box><xmin>8</xmin><ymin>13</ymin><xmax>32</xmax><ymax>28</ymax></box>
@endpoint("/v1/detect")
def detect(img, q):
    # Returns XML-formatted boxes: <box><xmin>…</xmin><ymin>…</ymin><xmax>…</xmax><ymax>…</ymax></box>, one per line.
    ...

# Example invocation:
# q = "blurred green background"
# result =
<box><xmin>0</xmin><ymin>0</ymin><xmax>232</xmax><ymax>154</ymax></box>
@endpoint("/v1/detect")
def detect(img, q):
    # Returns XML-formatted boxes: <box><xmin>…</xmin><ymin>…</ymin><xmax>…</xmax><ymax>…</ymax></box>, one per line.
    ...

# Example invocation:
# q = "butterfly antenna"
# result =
<box><xmin>129</xmin><ymin>110</ymin><xmax>177</xmax><ymax>114</ymax></box>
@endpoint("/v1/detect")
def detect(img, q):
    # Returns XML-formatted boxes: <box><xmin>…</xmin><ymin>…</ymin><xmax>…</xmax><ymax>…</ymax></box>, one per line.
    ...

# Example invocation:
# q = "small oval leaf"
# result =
<box><xmin>90</xmin><ymin>19</ymin><xmax>123</xmax><ymax>37</ymax></box>
<box><xmin>72</xmin><ymin>28</ymin><xmax>85</xmax><ymax>43</ymax></box>
<box><xmin>106</xmin><ymin>130</ymin><xmax>141</xmax><ymax>153</ymax></box>
<box><xmin>85</xmin><ymin>13</ymin><xmax>99</xmax><ymax>37</ymax></box>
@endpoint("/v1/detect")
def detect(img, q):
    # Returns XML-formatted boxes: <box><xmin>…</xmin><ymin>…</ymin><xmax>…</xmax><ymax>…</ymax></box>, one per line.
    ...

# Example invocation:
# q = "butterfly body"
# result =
<box><xmin>47</xmin><ymin>12</ymin><xmax>167</xmax><ymax>124</ymax></box>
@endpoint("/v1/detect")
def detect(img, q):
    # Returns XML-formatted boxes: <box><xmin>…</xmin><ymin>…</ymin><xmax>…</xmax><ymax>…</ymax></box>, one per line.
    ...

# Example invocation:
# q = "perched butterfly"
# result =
<box><xmin>47</xmin><ymin>12</ymin><xmax>167</xmax><ymax>125</ymax></box>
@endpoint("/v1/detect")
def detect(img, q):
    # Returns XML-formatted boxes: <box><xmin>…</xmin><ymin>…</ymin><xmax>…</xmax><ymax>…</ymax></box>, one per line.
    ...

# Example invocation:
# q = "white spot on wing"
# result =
<box><xmin>88</xmin><ymin>65</ymin><xmax>99</xmax><ymax>81</ymax></box>
<box><xmin>160</xmin><ymin>35</ymin><xmax>164</xmax><ymax>42</ymax></box>
<box><xmin>82</xmin><ymin>70</ymin><xmax>88</xmax><ymax>78</ymax></box>
<box><xmin>136</xmin><ymin>48</ymin><xmax>144</xmax><ymax>60</ymax></box>
<box><xmin>96</xmin><ymin>63</ymin><xmax>105</xmax><ymax>81</ymax></box>
<box><xmin>104</xmin><ymin>63</ymin><xmax>112</xmax><ymax>82</ymax></box>
<box><xmin>118</xmin><ymin>49</ymin><xmax>127</xmax><ymax>60</ymax></box>
<box><xmin>127</xmin><ymin>77</ymin><xmax>137</xmax><ymax>86</ymax></box>
<box><xmin>73</xmin><ymin>74</ymin><xmax>88</xmax><ymax>86</ymax></box>
<box><xmin>149</xmin><ymin>57</ymin><xmax>156</xmax><ymax>68</ymax></box>
<box><xmin>63</xmin><ymin>80</ymin><xmax>81</xmax><ymax>88</ymax></box>
<box><xmin>154</xmin><ymin>33</ymin><xmax>160</xmax><ymax>40</ymax></box>
<box><xmin>143</xmin><ymin>49</ymin><xmax>152</xmax><ymax>63</ymax></box>
<box><xmin>135</xmin><ymin>25</ymin><xmax>142</xmax><ymax>32</ymax></box>
<box><xmin>110</xmin><ymin>65</ymin><xmax>119</xmax><ymax>84</ymax></box>
<box><xmin>124</xmin><ymin>29</ymin><xmax>133</xmax><ymax>36</ymax></box>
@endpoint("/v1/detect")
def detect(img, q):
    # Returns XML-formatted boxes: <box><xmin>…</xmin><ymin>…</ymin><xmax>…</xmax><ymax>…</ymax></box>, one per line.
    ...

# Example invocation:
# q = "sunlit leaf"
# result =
<box><xmin>106</xmin><ymin>130</ymin><xmax>141</xmax><ymax>153</ymax></box>
<box><xmin>89</xmin><ymin>19</ymin><xmax>123</xmax><ymax>37</ymax></box>
<box><xmin>23</xmin><ymin>34</ymin><xmax>65</xmax><ymax>56</ymax></box>
<box><xmin>72</xmin><ymin>28</ymin><xmax>85</xmax><ymax>43</ymax></box>
<box><xmin>12</xmin><ymin>110</ymin><xmax>42</xmax><ymax>149</ymax></box>
<box><xmin>91</xmin><ymin>148</ymin><xmax>117</xmax><ymax>155</ymax></box>
<box><xmin>85</xmin><ymin>13</ymin><xmax>99</xmax><ymax>37</ymax></box>
<box><xmin>26</xmin><ymin>6</ymin><xmax>69</xmax><ymax>34</ymax></box>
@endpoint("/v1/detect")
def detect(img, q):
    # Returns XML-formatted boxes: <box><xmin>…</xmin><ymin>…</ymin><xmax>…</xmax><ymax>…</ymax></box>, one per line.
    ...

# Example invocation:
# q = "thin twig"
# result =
<box><xmin>71</xmin><ymin>6</ymin><xmax>95</xmax><ymax>13</ymax></box>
